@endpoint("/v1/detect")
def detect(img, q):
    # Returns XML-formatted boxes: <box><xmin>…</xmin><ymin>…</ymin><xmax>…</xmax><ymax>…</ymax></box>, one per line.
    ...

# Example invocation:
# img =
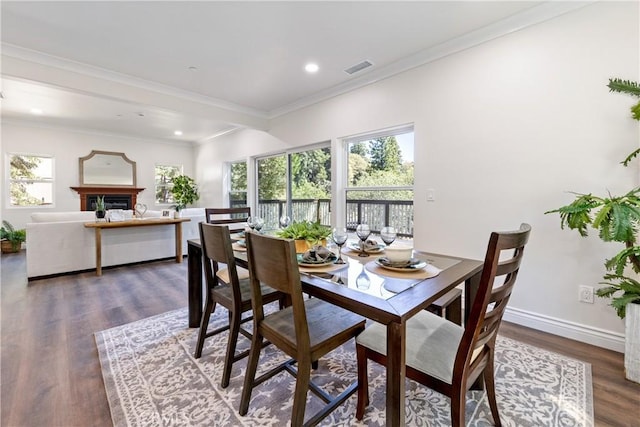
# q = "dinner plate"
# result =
<box><xmin>375</xmin><ymin>257</ymin><xmax>427</xmax><ymax>272</ymax></box>
<box><xmin>347</xmin><ymin>242</ymin><xmax>385</xmax><ymax>254</ymax></box>
<box><xmin>297</xmin><ymin>253</ymin><xmax>338</xmax><ymax>267</ymax></box>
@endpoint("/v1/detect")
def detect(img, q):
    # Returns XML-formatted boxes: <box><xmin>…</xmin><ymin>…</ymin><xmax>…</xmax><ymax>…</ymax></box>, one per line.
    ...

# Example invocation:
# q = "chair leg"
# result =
<box><xmin>355</xmin><ymin>344</ymin><xmax>369</xmax><ymax>420</ymax></box>
<box><xmin>239</xmin><ymin>332</ymin><xmax>264</xmax><ymax>416</ymax></box>
<box><xmin>291</xmin><ymin>359</ymin><xmax>311</xmax><ymax>427</ymax></box>
<box><xmin>194</xmin><ymin>299</ymin><xmax>216</xmax><ymax>358</ymax></box>
<box><xmin>446</xmin><ymin>294</ymin><xmax>462</xmax><ymax>326</ymax></box>
<box><xmin>484</xmin><ymin>353</ymin><xmax>502</xmax><ymax>427</ymax></box>
<box><xmin>450</xmin><ymin>390</ymin><xmax>466</xmax><ymax>427</ymax></box>
<box><xmin>221</xmin><ymin>309</ymin><xmax>240</xmax><ymax>388</ymax></box>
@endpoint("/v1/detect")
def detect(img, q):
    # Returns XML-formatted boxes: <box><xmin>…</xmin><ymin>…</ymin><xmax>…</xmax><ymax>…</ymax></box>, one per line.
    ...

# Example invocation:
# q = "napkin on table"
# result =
<box><xmin>360</xmin><ymin>239</ymin><xmax>380</xmax><ymax>251</ymax></box>
<box><xmin>301</xmin><ymin>245</ymin><xmax>333</xmax><ymax>263</ymax></box>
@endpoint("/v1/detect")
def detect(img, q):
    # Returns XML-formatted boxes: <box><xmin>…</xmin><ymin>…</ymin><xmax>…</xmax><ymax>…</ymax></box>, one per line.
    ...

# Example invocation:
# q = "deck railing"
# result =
<box><xmin>230</xmin><ymin>198</ymin><xmax>414</xmax><ymax>237</ymax></box>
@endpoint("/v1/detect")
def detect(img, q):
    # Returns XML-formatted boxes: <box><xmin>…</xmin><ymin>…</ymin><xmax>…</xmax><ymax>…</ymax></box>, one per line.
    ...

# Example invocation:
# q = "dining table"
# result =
<box><xmin>186</xmin><ymin>237</ymin><xmax>483</xmax><ymax>427</ymax></box>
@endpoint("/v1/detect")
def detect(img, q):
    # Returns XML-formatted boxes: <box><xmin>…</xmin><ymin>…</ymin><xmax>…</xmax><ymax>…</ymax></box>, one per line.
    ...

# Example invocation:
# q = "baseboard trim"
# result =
<box><xmin>503</xmin><ymin>306</ymin><xmax>625</xmax><ymax>353</ymax></box>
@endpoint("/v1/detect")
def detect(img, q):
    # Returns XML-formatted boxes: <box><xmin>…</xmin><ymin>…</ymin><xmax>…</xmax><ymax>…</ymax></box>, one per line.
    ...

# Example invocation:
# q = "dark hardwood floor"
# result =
<box><xmin>1</xmin><ymin>251</ymin><xmax>639</xmax><ymax>426</ymax></box>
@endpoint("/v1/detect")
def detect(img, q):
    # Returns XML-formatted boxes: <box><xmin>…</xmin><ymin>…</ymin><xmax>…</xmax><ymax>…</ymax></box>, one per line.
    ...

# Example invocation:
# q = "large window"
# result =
<box><xmin>229</xmin><ymin>161</ymin><xmax>248</xmax><ymax>207</ymax></box>
<box><xmin>155</xmin><ymin>164</ymin><xmax>182</xmax><ymax>204</ymax></box>
<box><xmin>7</xmin><ymin>154</ymin><xmax>54</xmax><ymax>207</ymax></box>
<box><xmin>255</xmin><ymin>145</ymin><xmax>331</xmax><ymax>229</ymax></box>
<box><xmin>345</xmin><ymin>128</ymin><xmax>414</xmax><ymax>236</ymax></box>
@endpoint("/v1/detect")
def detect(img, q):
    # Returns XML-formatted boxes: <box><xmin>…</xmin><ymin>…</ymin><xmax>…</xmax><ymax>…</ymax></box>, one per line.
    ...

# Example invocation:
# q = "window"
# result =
<box><xmin>255</xmin><ymin>144</ymin><xmax>331</xmax><ymax>229</ymax></box>
<box><xmin>229</xmin><ymin>161</ymin><xmax>248</xmax><ymax>208</ymax></box>
<box><xmin>155</xmin><ymin>164</ymin><xmax>182</xmax><ymax>204</ymax></box>
<box><xmin>7</xmin><ymin>154</ymin><xmax>54</xmax><ymax>207</ymax></box>
<box><xmin>345</xmin><ymin>127</ymin><xmax>414</xmax><ymax>236</ymax></box>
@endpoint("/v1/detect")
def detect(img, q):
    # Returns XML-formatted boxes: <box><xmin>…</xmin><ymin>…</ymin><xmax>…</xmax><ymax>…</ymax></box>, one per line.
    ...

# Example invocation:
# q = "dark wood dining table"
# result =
<box><xmin>187</xmin><ymin>238</ymin><xmax>483</xmax><ymax>427</ymax></box>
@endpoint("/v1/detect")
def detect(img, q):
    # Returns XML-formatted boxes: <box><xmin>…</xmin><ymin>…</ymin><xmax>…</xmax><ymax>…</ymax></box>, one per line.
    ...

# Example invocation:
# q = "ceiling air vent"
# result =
<box><xmin>344</xmin><ymin>60</ymin><xmax>373</xmax><ymax>75</ymax></box>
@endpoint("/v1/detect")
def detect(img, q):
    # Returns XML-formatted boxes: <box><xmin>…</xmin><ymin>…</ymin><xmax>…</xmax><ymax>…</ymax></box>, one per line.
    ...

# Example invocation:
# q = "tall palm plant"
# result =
<box><xmin>546</xmin><ymin>78</ymin><xmax>640</xmax><ymax>318</ymax></box>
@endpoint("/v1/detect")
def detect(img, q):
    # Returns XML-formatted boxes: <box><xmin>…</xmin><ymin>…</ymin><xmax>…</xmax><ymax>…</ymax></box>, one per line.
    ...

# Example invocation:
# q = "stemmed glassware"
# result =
<box><xmin>380</xmin><ymin>226</ymin><xmax>397</xmax><ymax>246</ymax></box>
<box><xmin>279</xmin><ymin>215</ymin><xmax>291</xmax><ymax>229</ymax></box>
<box><xmin>253</xmin><ymin>217</ymin><xmax>265</xmax><ymax>233</ymax></box>
<box><xmin>355</xmin><ymin>223</ymin><xmax>371</xmax><ymax>257</ymax></box>
<box><xmin>331</xmin><ymin>227</ymin><xmax>348</xmax><ymax>264</ymax></box>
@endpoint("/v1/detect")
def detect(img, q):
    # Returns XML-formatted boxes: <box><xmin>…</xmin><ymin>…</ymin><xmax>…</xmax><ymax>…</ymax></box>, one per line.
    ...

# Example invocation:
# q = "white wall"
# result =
<box><xmin>1</xmin><ymin>122</ymin><xmax>196</xmax><ymax>229</ymax></box>
<box><xmin>194</xmin><ymin>2</ymin><xmax>639</xmax><ymax>350</ymax></box>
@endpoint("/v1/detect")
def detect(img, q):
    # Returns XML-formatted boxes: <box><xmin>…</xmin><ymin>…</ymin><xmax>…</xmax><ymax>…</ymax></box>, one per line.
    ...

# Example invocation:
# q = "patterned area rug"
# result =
<box><xmin>95</xmin><ymin>308</ymin><xmax>593</xmax><ymax>426</ymax></box>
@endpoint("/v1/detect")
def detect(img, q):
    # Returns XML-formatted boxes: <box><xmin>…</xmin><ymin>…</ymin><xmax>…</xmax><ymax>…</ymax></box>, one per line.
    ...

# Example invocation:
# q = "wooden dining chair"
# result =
<box><xmin>239</xmin><ymin>232</ymin><xmax>366</xmax><ymax>427</ymax></box>
<box><xmin>355</xmin><ymin>223</ymin><xmax>531</xmax><ymax>426</ymax></box>
<box><xmin>205</xmin><ymin>207</ymin><xmax>251</xmax><ymax>233</ymax></box>
<box><xmin>193</xmin><ymin>222</ymin><xmax>285</xmax><ymax>388</ymax></box>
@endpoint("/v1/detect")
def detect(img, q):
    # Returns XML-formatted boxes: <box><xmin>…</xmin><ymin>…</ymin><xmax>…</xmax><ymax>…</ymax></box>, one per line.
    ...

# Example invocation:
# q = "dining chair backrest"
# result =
<box><xmin>244</xmin><ymin>232</ymin><xmax>310</xmax><ymax>349</ymax></box>
<box><xmin>456</xmin><ymin>223</ymin><xmax>531</xmax><ymax>385</ymax></box>
<box><xmin>199</xmin><ymin>222</ymin><xmax>242</xmax><ymax>301</ymax></box>
<box><xmin>205</xmin><ymin>207</ymin><xmax>250</xmax><ymax>233</ymax></box>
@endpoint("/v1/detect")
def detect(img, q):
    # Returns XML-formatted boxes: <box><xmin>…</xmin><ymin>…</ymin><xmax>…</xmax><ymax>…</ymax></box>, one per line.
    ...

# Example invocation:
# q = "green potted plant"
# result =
<box><xmin>546</xmin><ymin>78</ymin><xmax>640</xmax><ymax>383</ymax></box>
<box><xmin>95</xmin><ymin>195</ymin><xmax>106</xmax><ymax>220</ymax></box>
<box><xmin>170</xmin><ymin>175</ymin><xmax>200</xmax><ymax>217</ymax></box>
<box><xmin>1</xmin><ymin>220</ymin><xmax>26</xmax><ymax>253</ymax></box>
<box><xmin>276</xmin><ymin>220</ymin><xmax>331</xmax><ymax>253</ymax></box>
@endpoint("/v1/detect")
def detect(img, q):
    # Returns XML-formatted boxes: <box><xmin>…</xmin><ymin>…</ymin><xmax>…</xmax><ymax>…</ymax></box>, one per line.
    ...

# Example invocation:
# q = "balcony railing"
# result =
<box><xmin>231</xmin><ymin>198</ymin><xmax>414</xmax><ymax>237</ymax></box>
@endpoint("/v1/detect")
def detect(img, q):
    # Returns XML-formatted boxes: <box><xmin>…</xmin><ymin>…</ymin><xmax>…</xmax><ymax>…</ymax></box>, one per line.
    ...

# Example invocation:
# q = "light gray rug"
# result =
<box><xmin>95</xmin><ymin>307</ymin><xmax>593</xmax><ymax>427</ymax></box>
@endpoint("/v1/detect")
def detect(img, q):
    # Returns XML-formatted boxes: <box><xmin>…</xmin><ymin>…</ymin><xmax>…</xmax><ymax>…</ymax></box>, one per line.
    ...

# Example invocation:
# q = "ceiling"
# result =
<box><xmin>0</xmin><ymin>1</ymin><xmax>586</xmax><ymax>144</ymax></box>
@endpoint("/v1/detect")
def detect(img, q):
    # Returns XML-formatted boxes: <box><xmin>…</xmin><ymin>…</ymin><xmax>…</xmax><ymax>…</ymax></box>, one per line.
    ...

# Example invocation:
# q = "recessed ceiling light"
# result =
<box><xmin>305</xmin><ymin>63</ymin><xmax>319</xmax><ymax>73</ymax></box>
<box><xmin>30</xmin><ymin>108</ymin><xmax>43</xmax><ymax>115</ymax></box>
<box><xmin>174</xmin><ymin>130</ymin><xmax>183</xmax><ymax>136</ymax></box>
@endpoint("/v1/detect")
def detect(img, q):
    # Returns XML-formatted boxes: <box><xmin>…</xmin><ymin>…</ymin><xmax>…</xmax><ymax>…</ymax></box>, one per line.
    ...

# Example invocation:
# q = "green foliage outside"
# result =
<box><xmin>9</xmin><ymin>155</ymin><xmax>45</xmax><ymax>206</ymax></box>
<box><xmin>155</xmin><ymin>165</ymin><xmax>182</xmax><ymax>203</ymax></box>
<box><xmin>546</xmin><ymin>78</ymin><xmax>640</xmax><ymax>318</ymax></box>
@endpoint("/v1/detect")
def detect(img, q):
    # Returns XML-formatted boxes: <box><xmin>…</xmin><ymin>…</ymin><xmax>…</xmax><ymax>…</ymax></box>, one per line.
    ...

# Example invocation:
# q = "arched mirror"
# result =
<box><xmin>79</xmin><ymin>151</ymin><xmax>136</xmax><ymax>187</ymax></box>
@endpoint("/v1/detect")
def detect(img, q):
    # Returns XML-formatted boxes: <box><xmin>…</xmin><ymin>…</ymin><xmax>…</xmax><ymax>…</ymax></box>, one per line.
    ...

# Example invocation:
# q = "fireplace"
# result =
<box><xmin>70</xmin><ymin>186</ymin><xmax>145</xmax><ymax>211</ymax></box>
<box><xmin>87</xmin><ymin>194</ymin><xmax>132</xmax><ymax>210</ymax></box>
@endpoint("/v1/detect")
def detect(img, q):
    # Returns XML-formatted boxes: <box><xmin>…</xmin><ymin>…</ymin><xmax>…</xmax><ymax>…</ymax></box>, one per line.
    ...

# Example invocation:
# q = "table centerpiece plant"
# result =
<box><xmin>545</xmin><ymin>78</ymin><xmax>640</xmax><ymax>383</ymax></box>
<box><xmin>276</xmin><ymin>220</ymin><xmax>331</xmax><ymax>253</ymax></box>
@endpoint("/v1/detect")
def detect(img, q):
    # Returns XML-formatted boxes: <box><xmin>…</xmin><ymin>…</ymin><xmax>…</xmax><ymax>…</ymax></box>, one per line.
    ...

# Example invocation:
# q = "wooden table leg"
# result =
<box><xmin>175</xmin><ymin>222</ymin><xmax>183</xmax><ymax>263</ymax></box>
<box><xmin>386</xmin><ymin>321</ymin><xmax>406</xmax><ymax>426</ymax></box>
<box><xmin>95</xmin><ymin>228</ymin><xmax>102</xmax><ymax>276</ymax></box>
<box><xmin>188</xmin><ymin>241</ymin><xmax>203</xmax><ymax>328</ymax></box>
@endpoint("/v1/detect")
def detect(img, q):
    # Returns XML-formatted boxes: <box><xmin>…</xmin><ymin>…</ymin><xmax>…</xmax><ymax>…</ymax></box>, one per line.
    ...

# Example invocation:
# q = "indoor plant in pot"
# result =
<box><xmin>170</xmin><ymin>175</ymin><xmax>200</xmax><ymax>217</ymax></box>
<box><xmin>94</xmin><ymin>195</ymin><xmax>106</xmax><ymax>220</ymax></box>
<box><xmin>276</xmin><ymin>220</ymin><xmax>331</xmax><ymax>253</ymax></box>
<box><xmin>546</xmin><ymin>78</ymin><xmax>640</xmax><ymax>383</ymax></box>
<box><xmin>1</xmin><ymin>220</ymin><xmax>26</xmax><ymax>253</ymax></box>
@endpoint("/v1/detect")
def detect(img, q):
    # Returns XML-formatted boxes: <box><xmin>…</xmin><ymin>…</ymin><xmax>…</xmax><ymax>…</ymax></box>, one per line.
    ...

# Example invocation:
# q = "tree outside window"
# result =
<box><xmin>8</xmin><ymin>154</ymin><xmax>54</xmax><ymax>207</ymax></box>
<box><xmin>229</xmin><ymin>161</ymin><xmax>248</xmax><ymax>206</ymax></box>
<box><xmin>155</xmin><ymin>165</ymin><xmax>182</xmax><ymax>204</ymax></box>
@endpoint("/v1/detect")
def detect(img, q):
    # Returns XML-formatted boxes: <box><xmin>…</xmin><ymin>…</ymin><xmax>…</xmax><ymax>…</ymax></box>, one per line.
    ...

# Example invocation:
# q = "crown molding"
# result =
<box><xmin>1</xmin><ymin>43</ymin><xmax>269</xmax><ymax>120</ymax></box>
<box><xmin>1</xmin><ymin>116</ymin><xmax>196</xmax><ymax>147</ymax></box>
<box><xmin>269</xmin><ymin>1</ymin><xmax>595</xmax><ymax>119</ymax></box>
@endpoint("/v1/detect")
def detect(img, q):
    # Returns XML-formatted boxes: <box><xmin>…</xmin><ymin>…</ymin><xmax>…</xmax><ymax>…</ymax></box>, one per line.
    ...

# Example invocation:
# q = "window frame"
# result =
<box><xmin>6</xmin><ymin>152</ymin><xmax>55</xmax><ymax>209</ymax></box>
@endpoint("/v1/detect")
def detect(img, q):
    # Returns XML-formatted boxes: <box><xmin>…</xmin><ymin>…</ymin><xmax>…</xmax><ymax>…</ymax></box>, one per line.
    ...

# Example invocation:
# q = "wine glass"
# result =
<box><xmin>246</xmin><ymin>216</ymin><xmax>257</xmax><ymax>232</ymax></box>
<box><xmin>355</xmin><ymin>223</ymin><xmax>371</xmax><ymax>257</ymax></box>
<box><xmin>331</xmin><ymin>227</ymin><xmax>348</xmax><ymax>264</ymax></box>
<box><xmin>253</xmin><ymin>217</ymin><xmax>265</xmax><ymax>233</ymax></box>
<box><xmin>279</xmin><ymin>215</ymin><xmax>291</xmax><ymax>229</ymax></box>
<box><xmin>380</xmin><ymin>226</ymin><xmax>397</xmax><ymax>246</ymax></box>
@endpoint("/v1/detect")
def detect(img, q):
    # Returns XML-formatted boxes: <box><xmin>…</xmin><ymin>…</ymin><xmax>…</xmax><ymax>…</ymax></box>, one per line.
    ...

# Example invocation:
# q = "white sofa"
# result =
<box><xmin>26</xmin><ymin>208</ymin><xmax>205</xmax><ymax>279</ymax></box>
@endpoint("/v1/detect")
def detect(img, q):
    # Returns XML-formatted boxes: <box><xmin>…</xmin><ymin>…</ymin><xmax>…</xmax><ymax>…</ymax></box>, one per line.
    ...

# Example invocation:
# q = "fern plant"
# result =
<box><xmin>546</xmin><ymin>78</ymin><xmax>640</xmax><ymax>318</ymax></box>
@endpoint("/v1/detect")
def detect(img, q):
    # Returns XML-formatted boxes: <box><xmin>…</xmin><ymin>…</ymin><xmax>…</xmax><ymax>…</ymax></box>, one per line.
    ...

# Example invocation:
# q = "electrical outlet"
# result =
<box><xmin>579</xmin><ymin>285</ymin><xmax>594</xmax><ymax>304</ymax></box>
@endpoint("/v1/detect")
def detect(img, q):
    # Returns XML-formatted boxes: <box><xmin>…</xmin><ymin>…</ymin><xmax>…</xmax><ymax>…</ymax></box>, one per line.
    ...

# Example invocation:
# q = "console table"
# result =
<box><xmin>84</xmin><ymin>218</ymin><xmax>190</xmax><ymax>275</ymax></box>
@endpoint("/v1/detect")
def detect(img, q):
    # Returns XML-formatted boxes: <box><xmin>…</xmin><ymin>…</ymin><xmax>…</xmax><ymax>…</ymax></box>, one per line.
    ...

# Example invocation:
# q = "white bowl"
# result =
<box><xmin>384</xmin><ymin>245</ymin><xmax>413</xmax><ymax>263</ymax></box>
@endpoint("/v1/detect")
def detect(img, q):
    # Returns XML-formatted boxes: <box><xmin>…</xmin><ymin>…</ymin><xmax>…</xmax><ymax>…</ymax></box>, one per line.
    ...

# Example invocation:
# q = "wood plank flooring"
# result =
<box><xmin>2</xmin><ymin>251</ymin><xmax>639</xmax><ymax>426</ymax></box>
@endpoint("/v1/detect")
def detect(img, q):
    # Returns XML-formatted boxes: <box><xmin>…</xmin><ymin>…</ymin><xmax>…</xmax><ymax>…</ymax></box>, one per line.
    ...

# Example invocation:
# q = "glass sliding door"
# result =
<box><xmin>256</xmin><ymin>144</ymin><xmax>331</xmax><ymax>230</ymax></box>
